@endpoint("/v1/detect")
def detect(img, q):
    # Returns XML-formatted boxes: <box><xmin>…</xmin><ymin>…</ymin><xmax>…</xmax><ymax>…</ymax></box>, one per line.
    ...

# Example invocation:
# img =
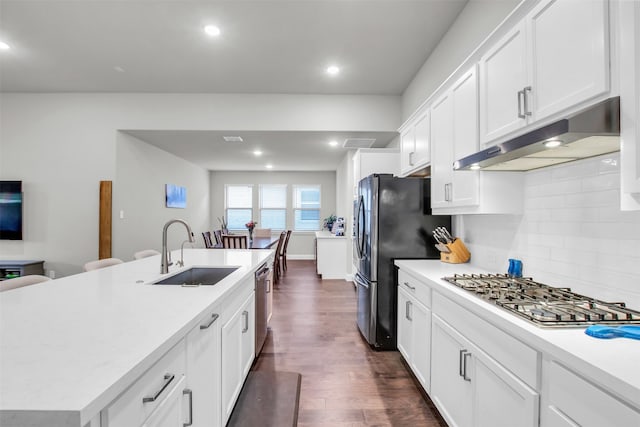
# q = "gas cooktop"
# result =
<box><xmin>442</xmin><ymin>273</ymin><xmax>640</xmax><ymax>328</ymax></box>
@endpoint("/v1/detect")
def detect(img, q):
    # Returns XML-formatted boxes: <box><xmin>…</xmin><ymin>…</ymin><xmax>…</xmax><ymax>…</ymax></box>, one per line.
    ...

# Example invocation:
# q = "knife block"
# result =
<box><xmin>440</xmin><ymin>239</ymin><xmax>471</xmax><ymax>264</ymax></box>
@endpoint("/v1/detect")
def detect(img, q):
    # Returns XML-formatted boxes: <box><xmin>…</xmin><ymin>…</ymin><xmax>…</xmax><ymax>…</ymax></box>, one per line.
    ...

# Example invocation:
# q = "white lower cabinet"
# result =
<box><xmin>221</xmin><ymin>291</ymin><xmax>255</xmax><ymax>424</ymax></box>
<box><xmin>431</xmin><ymin>315</ymin><xmax>539</xmax><ymax>427</ymax></box>
<box><xmin>397</xmin><ymin>276</ymin><xmax>432</xmax><ymax>392</ymax></box>
<box><xmin>542</xmin><ymin>360</ymin><xmax>640</xmax><ymax>427</ymax></box>
<box><xmin>185</xmin><ymin>309</ymin><xmax>221</xmax><ymax>427</ymax></box>
<box><xmin>105</xmin><ymin>340</ymin><xmax>188</xmax><ymax>427</ymax></box>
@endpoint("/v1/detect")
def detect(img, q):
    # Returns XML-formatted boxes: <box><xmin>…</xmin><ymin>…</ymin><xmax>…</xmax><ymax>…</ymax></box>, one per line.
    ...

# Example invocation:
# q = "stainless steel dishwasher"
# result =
<box><xmin>254</xmin><ymin>263</ymin><xmax>270</xmax><ymax>356</ymax></box>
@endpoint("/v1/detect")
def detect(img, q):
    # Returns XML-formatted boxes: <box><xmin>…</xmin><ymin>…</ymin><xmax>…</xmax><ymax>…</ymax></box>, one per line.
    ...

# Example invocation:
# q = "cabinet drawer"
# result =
<box><xmin>433</xmin><ymin>292</ymin><xmax>538</xmax><ymax>388</ymax></box>
<box><xmin>398</xmin><ymin>269</ymin><xmax>431</xmax><ymax>308</ymax></box>
<box><xmin>106</xmin><ymin>339</ymin><xmax>187</xmax><ymax>427</ymax></box>
<box><xmin>546</xmin><ymin>361</ymin><xmax>640</xmax><ymax>427</ymax></box>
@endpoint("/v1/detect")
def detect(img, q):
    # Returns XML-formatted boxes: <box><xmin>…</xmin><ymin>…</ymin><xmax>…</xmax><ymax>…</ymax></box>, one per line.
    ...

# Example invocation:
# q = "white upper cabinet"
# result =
<box><xmin>400</xmin><ymin>109</ymin><xmax>430</xmax><ymax>176</ymax></box>
<box><xmin>480</xmin><ymin>0</ymin><xmax>610</xmax><ymax>145</ymax></box>
<box><xmin>430</xmin><ymin>92</ymin><xmax>453</xmax><ymax>209</ymax></box>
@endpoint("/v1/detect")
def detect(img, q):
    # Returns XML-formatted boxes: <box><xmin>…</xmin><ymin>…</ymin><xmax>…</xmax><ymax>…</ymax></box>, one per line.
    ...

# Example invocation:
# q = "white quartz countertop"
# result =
<box><xmin>395</xmin><ymin>260</ymin><xmax>640</xmax><ymax>408</ymax></box>
<box><xmin>0</xmin><ymin>249</ymin><xmax>272</xmax><ymax>425</ymax></box>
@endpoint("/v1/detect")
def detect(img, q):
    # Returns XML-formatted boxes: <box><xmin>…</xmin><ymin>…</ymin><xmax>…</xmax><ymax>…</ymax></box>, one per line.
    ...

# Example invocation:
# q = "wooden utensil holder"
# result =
<box><xmin>440</xmin><ymin>239</ymin><xmax>470</xmax><ymax>264</ymax></box>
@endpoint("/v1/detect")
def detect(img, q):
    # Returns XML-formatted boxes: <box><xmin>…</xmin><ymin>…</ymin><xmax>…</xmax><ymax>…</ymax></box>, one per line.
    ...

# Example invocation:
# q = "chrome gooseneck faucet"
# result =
<box><xmin>161</xmin><ymin>219</ymin><xmax>195</xmax><ymax>274</ymax></box>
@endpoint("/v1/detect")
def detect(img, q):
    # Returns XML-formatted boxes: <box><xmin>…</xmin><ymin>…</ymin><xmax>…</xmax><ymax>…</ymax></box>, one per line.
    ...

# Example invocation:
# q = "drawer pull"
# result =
<box><xmin>183</xmin><ymin>389</ymin><xmax>193</xmax><ymax>426</ymax></box>
<box><xmin>242</xmin><ymin>310</ymin><xmax>249</xmax><ymax>333</ymax></box>
<box><xmin>403</xmin><ymin>282</ymin><xmax>416</xmax><ymax>290</ymax></box>
<box><xmin>142</xmin><ymin>373</ymin><xmax>175</xmax><ymax>403</ymax></box>
<box><xmin>459</xmin><ymin>350</ymin><xmax>466</xmax><ymax>377</ymax></box>
<box><xmin>200</xmin><ymin>313</ymin><xmax>219</xmax><ymax>330</ymax></box>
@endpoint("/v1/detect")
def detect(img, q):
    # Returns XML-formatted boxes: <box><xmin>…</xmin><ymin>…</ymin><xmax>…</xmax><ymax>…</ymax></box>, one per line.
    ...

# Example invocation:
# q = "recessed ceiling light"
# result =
<box><xmin>329</xmin><ymin>140</ymin><xmax>338</xmax><ymax>147</ymax></box>
<box><xmin>544</xmin><ymin>139</ymin><xmax>563</xmax><ymax>148</ymax></box>
<box><xmin>0</xmin><ymin>41</ymin><xmax>10</xmax><ymax>50</ymax></box>
<box><xmin>253</xmin><ymin>150</ymin><xmax>263</xmax><ymax>156</ymax></box>
<box><xmin>204</xmin><ymin>25</ymin><xmax>221</xmax><ymax>37</ymax></box>
<box><xmin>113</xmin><ymin>66</ymin><xmax>125</xmax><ymax>73</ymax></box>
<box><xmin>265</xmin><ymin>164</ymin><xmax>273</xmax><ymax>169</ymax></box>
<box><xmin>326</xmin><ymin>65</ymin><xmax>340</xmax><ymax>76</ymax></box>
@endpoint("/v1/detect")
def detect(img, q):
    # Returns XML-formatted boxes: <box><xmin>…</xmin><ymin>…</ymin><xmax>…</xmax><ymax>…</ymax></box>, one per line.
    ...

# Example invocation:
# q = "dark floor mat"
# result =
<box><xmin>227</xmin><ymin>371</ymin><xmax>301</xmax><ymax>427</ymax></box>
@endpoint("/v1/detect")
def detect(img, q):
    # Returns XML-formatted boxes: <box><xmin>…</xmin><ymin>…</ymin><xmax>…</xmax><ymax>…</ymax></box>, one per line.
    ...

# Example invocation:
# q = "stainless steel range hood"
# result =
<box><xmin>453</xmin><ymin>97</ymin><xmax>620</xmax><ymax>171</ymax></box>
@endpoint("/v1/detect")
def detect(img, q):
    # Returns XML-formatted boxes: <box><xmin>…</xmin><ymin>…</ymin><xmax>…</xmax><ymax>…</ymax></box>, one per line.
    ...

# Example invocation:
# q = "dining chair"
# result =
<box><xmin>202</xmin><ymin>231</ymin><xmax>215</xmax><ymax>249</ymax></box>
<box><xmin>280</xmin><ymin>230</ymin><xmax>292</xmax><ymax>272</ymax></box>
<box><xmin>222</xmin><ymin>235</ymin><xmax>248</xmax><ymax>249</ymax></box>
<box><xmin>272</xmin><ymin>231</ymin><xmax>287</xmax><ymax>283</ymax></box>
<box><xmin>83</xmin><ymin>258</ymin><xmax>124</xmax><ymax>272</ymax></box>
<box><xmin>134</xmin><ymin>249</ymin><xmax>160</xmax><ymax>260</ymax></box>
<box><xmin>253</xmin><ymin>228</ymin><xmax>271</xmax><ymax>238</ymax></box>
<box><xmin>0</xmin><ymin>274</ymin><xmax>51</xmax><ymax>292</ymax></box>
<box><xmin>213</xmin><ymin>230</ymin><xmax>223</xmax><ymax>246</ymax></box>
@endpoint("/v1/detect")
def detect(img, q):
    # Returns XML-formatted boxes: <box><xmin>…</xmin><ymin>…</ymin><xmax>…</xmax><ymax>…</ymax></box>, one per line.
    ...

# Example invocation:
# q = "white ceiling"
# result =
<box><xmin>0</xmin><ymin>0</ymin><xmax>468</xmax><ymax>170</ymax></box>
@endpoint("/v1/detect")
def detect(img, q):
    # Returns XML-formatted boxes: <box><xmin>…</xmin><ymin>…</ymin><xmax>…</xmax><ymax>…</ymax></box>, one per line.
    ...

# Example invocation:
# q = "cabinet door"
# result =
<box><xmin>141</xmin><ymin>375</ymin><xmax>187</xmax><ymax>427</ymax></box>
<box><xmin>221</xmin><ymin>292</ymin><xmax>255</xmax><ymax>424</ymax></box>
<box><xmin>479</xmin><ymin>22</ymin><xmax>528</xmax><ymax>144</ymax></box>
<box><xmin>528</xmin><ymin>0</ymin><xmax>609</xmax><ymax>122</ymax></box>
<box><xmin>451</xmin><ymin>66</ymin><xmax>480</xmax><ymax>207</ymax></box>
<box><xmin>267</xmin><ymin>268</ymin><xmax>273</xmax><ymax>325</ymax></box>
<box><xmin>409</xmin><ymin>299</ymin><xmax>431</xmax><ymax>393</ymax></box>
<box><xmin>430</xmin><ymin>93</ymin><xmax>453</xmax><ymax>209</ymax></box>
<box><xmin>396</xmin><ymin>287</ymin><xmax>412</xmax><ymax>362</ymax></box>
<box><xmin>431</xmin><ymin>315</ymin><xmax>472</xmax><ymax>427</ymax></box>
<box><xmin>400</xmin><ymin>127</ymin><xmax>416</xmax><ymax>174</ymax></box>
<box><xmin>472</xmin><ymin>349</ymin><xmax>539</xmax><ymax>427</ymax></box>
<box><xmin>186</xmin><ymin>311</ymin><xmax>221</xmax><ymax>427</ymax></box>
<box><xmin>413</xmin><ymin>110</ymin><xmax>430</xmax><ymax>167</ymax></box>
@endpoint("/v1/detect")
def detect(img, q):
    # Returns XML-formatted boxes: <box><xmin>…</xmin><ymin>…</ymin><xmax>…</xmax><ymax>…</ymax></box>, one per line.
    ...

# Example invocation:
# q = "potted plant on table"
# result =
<box><xmin>323</xmin><ymin>214</ymin><xmax>337</xmax><ymax>231</ymax></box>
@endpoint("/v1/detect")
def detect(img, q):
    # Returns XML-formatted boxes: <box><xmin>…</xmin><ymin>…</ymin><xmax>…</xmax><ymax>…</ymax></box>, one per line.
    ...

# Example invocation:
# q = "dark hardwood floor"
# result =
<box><xmin>253</xmin><ymin>260</ymin><xmax>447</xmax><ymax>427</ymax></box>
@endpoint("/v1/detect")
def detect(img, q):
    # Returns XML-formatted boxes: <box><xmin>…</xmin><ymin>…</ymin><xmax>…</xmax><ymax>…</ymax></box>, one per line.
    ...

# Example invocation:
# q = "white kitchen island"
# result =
<box><xmin>0</xmin><ymin>249</ymin><xmax>273</xmax><ymax>427</ymax></box>
<box><xmin>395</xmin><ymin>260</ymin><xmax>640</xmax><ymax>427</ymax></box>
<box><xmin>314</xmin><ymin>231</ymin><xmax>347</xmax><ymax>280</ymax></box>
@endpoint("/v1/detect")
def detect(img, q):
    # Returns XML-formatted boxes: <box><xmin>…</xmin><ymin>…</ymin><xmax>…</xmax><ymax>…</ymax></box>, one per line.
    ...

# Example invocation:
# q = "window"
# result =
<box><xmin>259</xmin><ymin>185</ymin><xmax>287</xmax><ymax>230</ymax></box>
<box><xmin>293</xmin><ymin>185</ymin><xmax>321</xmax><ymax>230</ymax></box>
<box><xmin>225</xmin><ymin>185</ymin><xmax>253</xmax><ymax>230</ymax></box>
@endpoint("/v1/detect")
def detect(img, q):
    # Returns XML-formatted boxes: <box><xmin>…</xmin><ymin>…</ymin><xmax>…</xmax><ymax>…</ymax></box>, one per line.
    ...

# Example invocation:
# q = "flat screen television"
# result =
<box><xmin>0</xmin><ymin>181</ymin><xmax>23</xmax><ymax>240</ymax></box>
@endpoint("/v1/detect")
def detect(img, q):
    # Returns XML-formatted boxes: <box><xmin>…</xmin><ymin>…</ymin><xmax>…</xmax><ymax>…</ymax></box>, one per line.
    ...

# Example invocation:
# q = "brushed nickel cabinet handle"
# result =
<box><xmin>266</xmin><ymin>279</ymin><xmax>271</xmax><ymax>293</ymax></box>
<box><xmin>463</xmin><ymin>352</ymin><xmax>472</xmax><ymax>381</ymax></box>
<box><xmin>459</xmin><ymin>350</ymin><xmax>466</xmax><ymax>377</ymax></box>
<box><xmin>183</xmin><ymin>389</ymin><xmax>193</xmax><ymax>427</ymax></box>
<box><xmin>403</xmin><ymin>281</ymin><xmax>416</xmax><ymax>290</ymax></box>
<box><xmin>406</xmin><ymin>300</ymin><xmax>413</xmax><ymax>321</ymax></box>
<box><xmin>142</xmin><ymin>373</ymin><xmax>175</xmax><ymax>403</ymax></box>
<box><xmin>523</xmin><ymin>86</ymin><xmax>532</xmax><ymax>116</ymax></box>
<box><xmin>517</xmin><ymin>89</ymin><xmax>526</xmax><ymax>119</ymax></box>
<box><xmin>242</xmin><ymin>310</ymin><xmax>249</xmax><ymax>333</ymax></box>
<box><xmin>200</xmin><ymin>313</ymin><xmax>219</xmax><ymax>330</ymax></box>
<box><xmin>409</xmin><ymin>151</ymin><xmax>415</xmax><ymax>166</ymax></box>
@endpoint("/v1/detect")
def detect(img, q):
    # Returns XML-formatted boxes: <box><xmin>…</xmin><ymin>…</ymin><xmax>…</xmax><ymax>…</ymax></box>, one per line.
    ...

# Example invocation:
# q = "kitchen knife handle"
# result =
<box><xmin>517</xmin><ymin>89</ymin><xmax>526</xmax><ymax>119</ymax></box>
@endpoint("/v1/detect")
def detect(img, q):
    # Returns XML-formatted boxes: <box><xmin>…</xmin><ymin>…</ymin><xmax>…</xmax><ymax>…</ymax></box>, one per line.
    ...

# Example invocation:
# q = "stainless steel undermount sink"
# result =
<box><xmin>153</xmin><ymin>267</ymin><xmax>239</xmax><ymax>286</ymax></box>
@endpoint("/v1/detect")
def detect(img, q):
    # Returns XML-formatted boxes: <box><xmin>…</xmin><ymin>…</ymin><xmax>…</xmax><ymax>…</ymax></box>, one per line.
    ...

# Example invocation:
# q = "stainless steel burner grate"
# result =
<box><xmin>442</xmin><ymin>273</ymin><xmax>640</xmax><ymax>327</ymax></box>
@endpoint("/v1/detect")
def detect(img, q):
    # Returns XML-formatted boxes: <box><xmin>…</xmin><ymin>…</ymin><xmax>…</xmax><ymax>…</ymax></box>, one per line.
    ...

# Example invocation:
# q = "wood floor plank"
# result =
<box><xmin>253</xmin><ymin>260</ymin><xmax>447</xmax><ymax>427</ymax></box>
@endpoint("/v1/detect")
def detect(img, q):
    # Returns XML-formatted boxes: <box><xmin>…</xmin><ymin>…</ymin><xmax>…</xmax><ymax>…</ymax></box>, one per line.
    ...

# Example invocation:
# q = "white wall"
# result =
<box><xmin>0</xmin><ymin>93</ymin><xmax>399</xmax><ymax>276</ymax></box>
<box><xmin>401</xmin><ymin>0</ymin><xmax>520</xmax><ymax>121</ymax></box>
<box><xmin>114</xmin><ymin>132</ymin><xmax>211</xmax><ymax>261</ymax></box>
<box><xmin>336</xmin><ymin>150</ymin><xmax>356</xmax><ymax>278</ymax></box>
<box><xmin>458</xmin><ymin>153</ymin><xmax>640</xmax><ymax>308</ymax></box>
<box><xmin>209</xmin><ymin>170</ymin><xmax>337</xmax><ymax>258</ymax></box>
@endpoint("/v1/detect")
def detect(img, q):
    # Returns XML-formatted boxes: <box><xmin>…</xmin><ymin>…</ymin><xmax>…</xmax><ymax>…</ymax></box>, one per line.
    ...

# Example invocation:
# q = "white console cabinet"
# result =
<box><xmin>315</xmin><ymin>231</ymin><xmax>347</xmax><ymax>280</ymax></box>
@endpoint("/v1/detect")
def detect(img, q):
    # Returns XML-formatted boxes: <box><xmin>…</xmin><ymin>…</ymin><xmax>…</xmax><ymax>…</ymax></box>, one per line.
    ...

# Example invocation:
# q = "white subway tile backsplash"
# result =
<box><xmin>461</xmin><ymin>153</ymin><xmax>640</xmax><ymax>307</ymax></box>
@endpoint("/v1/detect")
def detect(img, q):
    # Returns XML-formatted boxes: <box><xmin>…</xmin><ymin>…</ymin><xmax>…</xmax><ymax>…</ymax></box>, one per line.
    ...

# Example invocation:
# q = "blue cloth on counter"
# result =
<box><xmin>585</xmin><ymin>325</ymin><xmax>640</xmax><ymax>340</ymax></box>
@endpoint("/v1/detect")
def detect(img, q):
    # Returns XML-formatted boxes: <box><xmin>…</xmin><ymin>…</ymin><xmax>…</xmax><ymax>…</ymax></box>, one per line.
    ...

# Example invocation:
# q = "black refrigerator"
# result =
<box><xmin>354</xmin><ymin>174</ymin><xmax>451</xmax><ymax>350</ymax></box>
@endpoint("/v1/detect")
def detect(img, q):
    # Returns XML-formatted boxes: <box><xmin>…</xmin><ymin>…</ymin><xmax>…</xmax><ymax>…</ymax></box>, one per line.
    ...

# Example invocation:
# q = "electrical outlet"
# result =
<box><xmin>49</xmin><ymin>270</ymin><xmax>56</xmax><ymax>279</ymax></box>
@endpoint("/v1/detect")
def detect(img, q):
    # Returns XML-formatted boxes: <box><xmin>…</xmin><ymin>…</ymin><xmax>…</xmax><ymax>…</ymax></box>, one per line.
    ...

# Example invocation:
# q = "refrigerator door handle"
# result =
<box><xmin>356</xmin><ymin>196</ymin><xmax>365</xmax><ymax>260</ymax></box>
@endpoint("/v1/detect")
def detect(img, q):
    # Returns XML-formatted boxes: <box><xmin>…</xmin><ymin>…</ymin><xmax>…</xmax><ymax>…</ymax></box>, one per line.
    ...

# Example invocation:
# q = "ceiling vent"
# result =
<box><xmin>343</xmin><ymin>138</ymin><xmax>376</xmax><ymax>149</ymax></box>
<box><xmin>223</xmin><ymin>136</ymin><xmax>244</xmax><ymax>143</ymax></box>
